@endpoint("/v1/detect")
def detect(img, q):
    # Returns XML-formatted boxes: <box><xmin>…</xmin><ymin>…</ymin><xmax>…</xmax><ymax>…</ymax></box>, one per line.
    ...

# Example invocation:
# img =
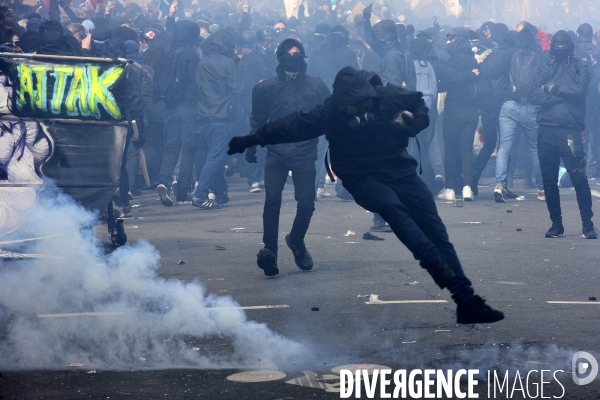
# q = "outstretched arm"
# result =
<box><xmin>229</xmin><ymin>100</ymin><xmax>329</xmax><ymax>154</ymax></box>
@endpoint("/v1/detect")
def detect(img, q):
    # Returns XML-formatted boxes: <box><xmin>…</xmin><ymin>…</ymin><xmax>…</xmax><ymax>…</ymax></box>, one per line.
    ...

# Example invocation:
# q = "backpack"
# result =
<box><xmin>413</xmin><ymin>60</ymin><xmax>437</xmax><ymax>109</ymax></box>
<box><xmin>510</xmin><ymin>49</ymin><xmax>541</xmax><ymax>101</ymax></box>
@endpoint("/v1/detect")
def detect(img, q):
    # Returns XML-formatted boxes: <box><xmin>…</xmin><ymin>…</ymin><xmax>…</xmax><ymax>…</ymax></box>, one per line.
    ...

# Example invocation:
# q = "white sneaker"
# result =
<box><xmin>317</xmin><ymin>188</ymin><xmax>331</xmax><ymax>198</ymax></box>
<box><xmin>437</xmin><ymin>188</ymin><xmax>455</xmax><ymax>200</ymax></box>
<box><xmin>249</xmin><ymin>182</ymin><xmax>262</xmax><ymax>193</ymax></box>
<box><xmin>463</xmin><ymin>185</ymin><xmax>474</xmax><ymax>201</ymax></box>
<box><xmin>208</xmin><ymin>192</ymin><xmax>216</xmax><ymax>200</ymax></box>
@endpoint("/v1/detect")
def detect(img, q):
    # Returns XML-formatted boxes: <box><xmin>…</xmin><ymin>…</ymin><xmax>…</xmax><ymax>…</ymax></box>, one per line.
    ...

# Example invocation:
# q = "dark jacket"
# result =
<box><xmin>307</xmin><ymin>32</ymin><xmax>359</xmax><ymax>88</ymax></box>
<box><xmin>442</xmin><ymin>35</ymin><xmax>480</xmax><ymax>110</ymax></box>
<box><xmin>531</xmin><ymin>31</ymin><xmax>591</xmax><ymax>131</ymax></box>
<box><xmin>477</xmin><ymin>44</ymin><xmax>516</xmax><ymax>108</ymax></box>
<box><xmin>378</xmin><ymin>41</ymin><xmax>417</xmax><ymax>91</ymax></box>
<box><xmin>167</xmin><ymin>21</ymin><xmax>200</xmax><ymax>110</ymax></box>
<box><xmin>248</xmin><ymin>67</ymin><xmax>429</xmax><ymax>187</ymax></box>
<box><xmin>238</xmin><ymin>49</ymin><xmax>271</xmax><ymax>115</ymax></box>
<box><xmin>250</xmin><ymin>43</ymin><xmax>330</xmax><ymax>160</ymax></box>
<box><xmin>196</xmin><ymin>33</ymin><xmax>238</xmax><ymax>121</ymax></box>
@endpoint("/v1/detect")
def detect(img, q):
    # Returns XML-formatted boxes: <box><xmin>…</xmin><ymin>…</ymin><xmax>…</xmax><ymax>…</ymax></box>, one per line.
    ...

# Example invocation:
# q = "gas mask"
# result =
<box><xmin>344</xmin><ymin>99</ymin><xmax>376</xmax><ymax>130</ymax></box>
<box><xmin>260</xmin><ymin>38</ymin><xmax>277</xmax><ymax>55</ymax></box>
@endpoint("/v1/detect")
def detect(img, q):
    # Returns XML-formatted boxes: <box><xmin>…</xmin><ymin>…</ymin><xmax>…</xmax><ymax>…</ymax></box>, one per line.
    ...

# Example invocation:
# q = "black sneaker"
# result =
<box><xmin>191</xmin><ymin>198</ymin><xmax>220</xmax><ymax>210</ymax></box>
<box><xmin>545</xmin><ymin>223</ymin><xmax>564</xmax><ymax>238</ymax></box>
<box><xmin>505</xmin><ymin>189</ymin><xmax>518</xmax><ymax>199</ymax></box>
<box><xmin>257</xmin><ymin>248</ymin><xmax>279</xmax><ymax>277</ymax></box>
<box><xmin>456</xmin><ymin>295</ymin><xmax>505</xmax><ymax>324</ymax></box>
<box><xmin>285</xmin><ymin>234</ymin><xmax>313</xmax><ymax>271</ymax></box>
<box><xmin>157</xmin><ymin>184</ymin><xmax>173</xmax><ymax>207</ymax></box>
<box><xmin>582</xmin><ymin>222</ymin><xmax>598</xmax><ymax>239</ymax></box>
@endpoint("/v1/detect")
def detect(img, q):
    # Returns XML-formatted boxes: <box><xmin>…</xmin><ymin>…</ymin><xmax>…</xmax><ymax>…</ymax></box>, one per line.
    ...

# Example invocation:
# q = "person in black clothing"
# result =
<box><xmin>255</xmin><ymin>25</ymin><xmax>278</xmax><ymax>79</ymax></box>
<box><xmin>245</xmin><ymin>38</ymin><xmax>330</xmax><ymax>276</ymax></box>
<box><xmin>228</xmin><ymin>67</ymin><xmax>504</xmax><ymax>324</ymax></box>
<box><xmin>437</xmin><ymin>27</ymin><xmax>480</xmax><ymax>202</ymax></box>
<box><xmin>531</xmin><ymin>30</ymin><xmax>597</xmax><ymax>239</ymax></box>
<box><xmin>156</xmin><ymin>20</ymin><xmax>200</xmax><ymax>207</ymax></box>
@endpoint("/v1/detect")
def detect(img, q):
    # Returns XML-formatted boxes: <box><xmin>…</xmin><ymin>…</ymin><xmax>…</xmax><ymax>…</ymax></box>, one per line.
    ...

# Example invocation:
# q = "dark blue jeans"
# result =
<box><xmin>263</xmin><ymin>153</ymin><xmax>316</xmax><ymax>257</ymax></box>
<box><xmin>194</xmin><ymin>122</ymin><xmax>232</xmax><ymax>205</ymax></box>
<box><xmin>347</xmin><ymin>174</ymin><xmax>474</xmax><ymax>303</ymax></box>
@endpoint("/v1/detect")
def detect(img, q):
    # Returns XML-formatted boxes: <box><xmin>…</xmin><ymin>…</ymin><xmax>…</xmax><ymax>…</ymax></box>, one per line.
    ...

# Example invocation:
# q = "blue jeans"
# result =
<box><xmin>194</xmin><ymin>122</ymin><xmax>232</xmax><ymax>204</ymax></box>
<box><xmin>347</xmin><ymin>174</ymin><xmax>474</xmax><ymax>304</ymax></box>
<box><xmin>495</xmin><ymin>101</ymin><xmax>543</xmax><ymax>189</ymax></box>
<box><xmin>314</xmin><ymin>135</ymin><xmax>329</xmax><ymax>191</ymax></box>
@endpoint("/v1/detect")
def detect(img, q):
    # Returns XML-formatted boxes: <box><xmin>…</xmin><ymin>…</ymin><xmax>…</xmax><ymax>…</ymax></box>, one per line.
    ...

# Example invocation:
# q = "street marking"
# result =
<box><xmin>366</xmin><ymin>300</ymin><xmax>448</xmax><ymax>305</ymax></box>
<box><xmin>590</xmin><ymin>190</ymin><xmax>600</xmax><ymax>198</ymax></box>
<box><xmin>38</xmin><ymin>312</ymin><xmax>124</xmax><ymax>318</ymax></box>
<box><xmin>207</xmin><ymin>305</ymin><xmax>290</xmax><ymax>310</ymax></box>
<box><xmin>546</xmin><ymin>301</ymin><xmax>600</xmax><ymax>305</ymax></box>
<box><xmin>227</xmin><ymin>371</ymin><xmax>286</xmax><ymax>382</ymax></box>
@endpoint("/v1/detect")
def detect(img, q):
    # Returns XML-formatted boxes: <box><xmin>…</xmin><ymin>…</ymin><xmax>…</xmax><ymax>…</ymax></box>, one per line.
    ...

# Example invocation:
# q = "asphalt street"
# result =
<box><xmin>2</xmin><ymin>174</ymin><xmax>600</xmax><ymax>399</ymax></box>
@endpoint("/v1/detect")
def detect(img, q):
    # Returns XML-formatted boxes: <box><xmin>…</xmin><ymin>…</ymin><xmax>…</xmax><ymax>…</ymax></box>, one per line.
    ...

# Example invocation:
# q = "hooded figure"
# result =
<box><xmin>240</xmin><ymin>38</ymin><xmax>330</xmax><ymax>276</ymax></box>
<box><xmin>227</xmin><ymin>66</ymin><xmax>505</xmax><ymax>325</ymax></box>
<box><xmin>370</xmin><ymin>19</ymin><xmax>416</xmax><ymax>90</ymax></box>
<box><xmin>155</xmin><ymin>20</ymin><xmax>201</xmax><ymax>208</ymax></box>
<box><xmin>530</xmin><ymin>30</ymin><xmax>596</xmax><ymax>239</ymax></box>
<box><xmin>37</xmin><ymin>31</ymin><xmax>72</xmax><ymax>55</ymax></box>
<box><xmin>307</xmin><ymin>25</ymin><xmax>359</xmax><ymax>89</ymax></box>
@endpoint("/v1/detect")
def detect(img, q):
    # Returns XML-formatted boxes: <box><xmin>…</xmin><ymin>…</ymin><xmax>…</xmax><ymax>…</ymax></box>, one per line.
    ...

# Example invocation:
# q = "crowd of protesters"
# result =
<box><xmin>0</xmin><ymin>0</ymin><xmax>598</xmax><ymax>242</ymax></box>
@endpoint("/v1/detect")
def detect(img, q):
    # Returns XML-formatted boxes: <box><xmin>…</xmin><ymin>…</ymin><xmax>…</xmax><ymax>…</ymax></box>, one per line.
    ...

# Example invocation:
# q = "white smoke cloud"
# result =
<box><xmin>0</xmin><ymin>186</ymin><xmax>306</xmax><ymax>370</ymax></box>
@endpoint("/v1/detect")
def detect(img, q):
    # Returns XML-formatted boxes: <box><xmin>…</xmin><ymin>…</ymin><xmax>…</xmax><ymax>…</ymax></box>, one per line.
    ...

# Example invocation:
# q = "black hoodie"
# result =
<box><xmin>249</xmin><ymin>67</ymin><xmax>429</xmax><ymax>187</ymax></box>
<box><xmin>531</xmin><ymin>30</ymin><xmax>591</xmax><ymax>131</ymax></box>
<box><xmin>249</xmin><ymin>38</ymin><xmax>330</xmax><ymax>160</ymax></box>
<box><xmin>167</xmin><ymin>21</ymin><xmax>200</xmax><ymax>109</ymax></box>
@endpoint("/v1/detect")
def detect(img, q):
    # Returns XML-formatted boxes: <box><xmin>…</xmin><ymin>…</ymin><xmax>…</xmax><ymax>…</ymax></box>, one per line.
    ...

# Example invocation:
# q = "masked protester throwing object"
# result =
<box><xmin>228</xmin><ymin>67</ymin><xmax>504</xmax><ymax>324</ymax></box>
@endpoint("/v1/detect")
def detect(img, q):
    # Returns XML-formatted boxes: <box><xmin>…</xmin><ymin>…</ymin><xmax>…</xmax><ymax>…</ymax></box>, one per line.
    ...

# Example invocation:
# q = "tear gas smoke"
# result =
<box><xmin>0</xmin><ymin>185</ymin><xmax>305</xmax><ymax>370</ymax></box>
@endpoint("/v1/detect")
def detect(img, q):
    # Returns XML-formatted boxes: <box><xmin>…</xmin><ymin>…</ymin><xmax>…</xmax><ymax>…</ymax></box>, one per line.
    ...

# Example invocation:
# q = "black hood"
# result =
<box><xmin>550</xmin><ymin>30</ymin><xmax>574</xmax><ymax>57</ymax></box>
<box><xmin>172</xmin><ymin>20</ymin><xmax>199</xmax><ymax>48</ymax></box>
<box><xmin>447</xmin><ymin>27</ymin><xmax>472</xmax><ymax>55</ymax></box>
<box><xmin>514</xmin><ymin>28</ymin><xmax>539</xmax><ymax>50</ymax></box>
<box><xmin>276</xmin><ymin>38</ymin><xmax>305</xmax><ymax>60</ymax></box>
<box><xmin>330</xmin><ymin>67</ymin><xmax>379</xmax><ymax>113</ymax></box>
<box><xmin>206</xmin><ymin>31</ymin><xmax>234</xmax><ymax>57</ymax></box>
<box><xmin>324</xmin><ymin>26</ymin><xmax>350</xmax><ymax>48</ymax></box>
<box><xmin>410</xmin><ymin>35</ymin><xmax>436</xmax><ymax>61</ymax></box>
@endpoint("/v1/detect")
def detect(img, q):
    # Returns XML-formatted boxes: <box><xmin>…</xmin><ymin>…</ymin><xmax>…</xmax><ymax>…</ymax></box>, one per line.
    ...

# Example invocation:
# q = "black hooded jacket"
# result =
<box><xmin>196</xmin><ymin>33</ymin><xmax>238</xmax><ymax>121</ymax></box>
<box><xmin>442</xmin><ymin>27</ymin><xmax>479</xmax><ymax>110</ymax></box>
<box><xmin>531</xmin><ymin>30</ymin><xmax>591</xmax><ymax>131</ymax></box>
<box><xmin>250</xmin><ymin>38</ymin><xmax>330</xmax><ymax>160</ymax></box>
<box><xmin>247</xmin><ymin>67</ymin><xmax>429</xmax><ymax>187</ymax></box>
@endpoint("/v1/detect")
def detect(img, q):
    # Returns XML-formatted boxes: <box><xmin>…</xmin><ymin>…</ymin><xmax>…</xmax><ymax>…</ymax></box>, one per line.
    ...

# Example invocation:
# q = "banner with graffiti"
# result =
<box><xmin>0</xmin><ymin>54</ymin><xmax>127</xmax><ymax>121</ymax></box>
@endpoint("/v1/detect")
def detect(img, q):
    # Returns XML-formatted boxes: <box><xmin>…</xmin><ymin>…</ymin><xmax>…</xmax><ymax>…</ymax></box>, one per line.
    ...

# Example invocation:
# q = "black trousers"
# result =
<box><xmin>263</xmin><ymin>153</ymin><xmax>316</xmax><ymax>257</ymax></box>
<box><xmin>538</xmin><ymin>126</ymin><xmax>594</xmax><ymax>225</ymax></box>
<box><xmin>347</xmin><ymin>174</ymin><xmax>474</xmax><ymax>304</ymax></box>
<box><xmin>443</xmin><ymin>107</ymin><xmax>480</xmax><ymax>193</ymax></box>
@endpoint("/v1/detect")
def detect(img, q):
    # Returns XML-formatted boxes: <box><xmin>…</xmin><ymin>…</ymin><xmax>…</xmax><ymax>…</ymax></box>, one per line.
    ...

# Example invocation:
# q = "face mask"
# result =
<box><xmin>279</xmin><ymin>52</ymin><xmax>305</xmax><ymax>74</ymax></box>
<box><xmin>140</xmin><ymin>42</ymin><xmax>148</xmax><ymax>53</ymax></box>
<box><xmin>552</xmin><ymin>44</ymin><xmax>570</xmax><ymax>62</ymax></box>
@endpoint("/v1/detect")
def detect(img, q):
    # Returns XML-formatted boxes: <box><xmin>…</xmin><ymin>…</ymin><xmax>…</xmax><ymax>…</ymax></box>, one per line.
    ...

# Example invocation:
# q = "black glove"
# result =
<box><xmin>245</xmin><ymin>146</ymin><xmax>258</xmax><ymax>163</ymax></box>
<box><xmin>392</xmin><ymin>110</ymin><xmax>415</xmax><ymax>128</ymax></box>
<box><xmin>362</xmin><ymin>4</ymin><xmax>372</xmax><ymax>20</ymax></box>
<box><xmin>228</xmin><ymin>135</ymin><xmax>256</xmax><ymax>155</ymax></box>
<box><xmin>132</xmin><ymin>137</ymin><xmax>145</xmax><ymax>149</ymax></box>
